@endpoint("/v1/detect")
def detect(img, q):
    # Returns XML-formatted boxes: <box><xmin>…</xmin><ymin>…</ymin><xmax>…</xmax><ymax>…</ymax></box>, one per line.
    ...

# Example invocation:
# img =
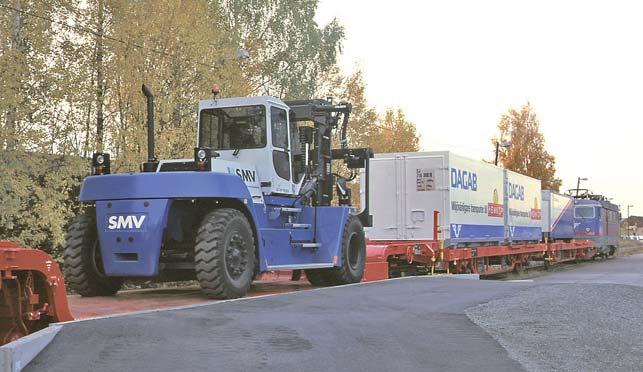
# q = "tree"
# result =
<box><xmin>325</xmin><ymin>67</ymin><xmax>420</xmax><ymax>153</ymax></box>
<box><xmin>327</xmin><ymin>67</ymin><xmax>421</xmax><ymax>206</ymax></box>
<box><xmin>218</xmin><ymin>0</ymin><xmax>345</xmax><ymax>99</ymax></box>
<box><xmin>493</xmin><ymin>102</ymin><xmax>562</xmax><ymax>191</ymax></box>
<box><xmin>372</xmin><ymin>108</ymin><xmax>420</xmax><ymax>153</ymax></box>
<box><xmin>0</xmin><ymin>1</ymin><xmax>90</xmax><ymax>260</ymax></box>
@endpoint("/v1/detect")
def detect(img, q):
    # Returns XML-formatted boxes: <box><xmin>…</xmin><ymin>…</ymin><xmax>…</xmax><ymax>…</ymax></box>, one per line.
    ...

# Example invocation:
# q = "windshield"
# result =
<box><xmin>574</xmin><ymin>206</ymin><xmax>595</xmax><ymax>219</ymax></box>
<box><xmin>198</xmin><ymin>105</ymin><xmax>266</xmax><ymax>150</ymax></box>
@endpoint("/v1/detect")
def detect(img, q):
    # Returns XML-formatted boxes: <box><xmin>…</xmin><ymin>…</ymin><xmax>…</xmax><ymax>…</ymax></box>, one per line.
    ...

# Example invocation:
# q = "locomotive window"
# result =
<box><xmin>574</xmin><ymin>206</ymin><xmax>595</xmax><ymax>219</ymax></box>
<box><xmin>199</xmin><ymin>105</ymin><xmax>266</xmax><ymax>150</ymax></box>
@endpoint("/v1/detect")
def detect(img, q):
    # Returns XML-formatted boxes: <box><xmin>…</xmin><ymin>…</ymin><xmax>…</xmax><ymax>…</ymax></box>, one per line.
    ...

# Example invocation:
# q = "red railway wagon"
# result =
<box><xmin>364</xmin><ymin>238</ymin><xmax>595</xmax><ymax>281</ymax></box>
<box><xmin>362</xmin><ymin>211</ymin><xmax>596</xmax><ymax>281</ymax></box>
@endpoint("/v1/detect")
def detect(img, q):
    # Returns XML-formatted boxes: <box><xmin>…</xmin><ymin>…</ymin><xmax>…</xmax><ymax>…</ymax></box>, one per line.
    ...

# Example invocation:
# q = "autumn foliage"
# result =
<box><xmin>322</xmin><ymin>68</ymin><xmax>421</xmax><ymax>153</ymax></box>
<box><xmin>494</xmin><ymin>103</ymin><xmax>562</xmax><ymax>191</ymax></box>
<box><xmin>322</xmin><ymin>68</ymin><xmax>421</xmax><ymax>206</ymax></box>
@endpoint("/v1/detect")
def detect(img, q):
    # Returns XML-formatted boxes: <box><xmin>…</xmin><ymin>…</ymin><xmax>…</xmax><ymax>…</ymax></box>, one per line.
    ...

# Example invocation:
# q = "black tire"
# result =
<box><xmin>327</xmin><ymin>216</ymin><xmax>367</xmax><ymax>285</ymax></box>
<box><xmin>63</xmin><ymin>214</ymin><xmax>122</xmax><ymax>296</ymax></box>
<box><xmin>304</xmin><ymin>217</ymin><xmax>366</xmax><ymax>286</ymax></box>
<box><xmin>291</xmin><ymin>269</ymin><xmax>302</xmax><ymax>281</ymax></box>
<box><xmin>195</xmin><ymin>208</ymin><xmax>256</xmax><ymax>299</ymax></box>
<box><xmin>304</xmin><ymin>268</ymin><xmax>333</xmax><ymax>286</ymax></box>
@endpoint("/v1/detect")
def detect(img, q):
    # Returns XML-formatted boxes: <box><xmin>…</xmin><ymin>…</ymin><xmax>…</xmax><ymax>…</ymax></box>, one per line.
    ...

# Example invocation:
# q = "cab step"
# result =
<box><xmin>285</xmin><ymin>223</ymin><xmax>311</xmax><ymax>229</ymax></box>
<box><xmin>278</xmin><ymin>207</ymin><xmax>302</xmax><ymax>213</ymax></box>
<box><xmin>291</xmin><ymin>241</ymin><xmax>322</xmax><ymax>249</ymax></box>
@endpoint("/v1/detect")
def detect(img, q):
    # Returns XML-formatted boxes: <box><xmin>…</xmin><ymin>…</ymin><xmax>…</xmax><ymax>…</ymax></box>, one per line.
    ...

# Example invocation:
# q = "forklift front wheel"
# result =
<box><xmin>195</xmin><ymin>208</ymin><xmax>256</xmax><ymax>299</ymax></box>
<box><xmin>328</xmin><ymin>216</ymin><xmax>366</xmax><ymax>285</ymax></box>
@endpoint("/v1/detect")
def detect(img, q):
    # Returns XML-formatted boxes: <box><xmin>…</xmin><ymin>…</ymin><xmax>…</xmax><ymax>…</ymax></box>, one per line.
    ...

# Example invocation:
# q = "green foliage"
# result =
<box><xmin>0</xmin><ymin>152</ymin><xmax>86</xmax><ymax>261</ymax></box>
<box><xmin>219</xmin><ymin>0</ymin><xmax>344</xmax><ymax>99</ymax></box>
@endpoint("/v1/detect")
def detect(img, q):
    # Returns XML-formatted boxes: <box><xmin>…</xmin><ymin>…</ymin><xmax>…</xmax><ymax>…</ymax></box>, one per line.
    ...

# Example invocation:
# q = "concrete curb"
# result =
<box><xmin>0</xmin><ymin>325</ymin><xmax>62</xmax><ymax>372</ymax></box>
<box><xmin>441</xmin><ymin>273</ymin><xmax>480</xmax><ymax>280</ymax></box>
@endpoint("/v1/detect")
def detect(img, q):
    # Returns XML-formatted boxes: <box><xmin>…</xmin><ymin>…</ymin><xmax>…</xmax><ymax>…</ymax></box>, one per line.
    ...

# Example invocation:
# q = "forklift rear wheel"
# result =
<box><xmin>63</xmin><ymin>213</ymin><xmax>122</xmax><ymax>296</ymax></box>
<box><xmin>195</xmin><ymin>208</ymin><xmax>256</xmax><ymax>299</ymax></box>
<box><xmin>327</xmin><ymin>216</ymin><xmax>366</xmax><ymax>285</ymax></box>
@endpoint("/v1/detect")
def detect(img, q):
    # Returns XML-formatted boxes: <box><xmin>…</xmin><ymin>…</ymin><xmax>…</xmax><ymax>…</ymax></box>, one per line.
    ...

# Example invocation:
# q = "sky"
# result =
<box><xmin>316</xmin><ymin>0</ymin><xmax>643</xmax><ymax>216</ymax></box>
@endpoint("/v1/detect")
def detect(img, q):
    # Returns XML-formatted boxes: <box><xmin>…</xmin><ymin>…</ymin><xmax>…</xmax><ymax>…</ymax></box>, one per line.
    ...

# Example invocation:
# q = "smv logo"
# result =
<box><xmin>452</xmin><ymin>224</ymin><xmax>462</xmax><ymax>238</ymax></box>
<box><xmin>108</xmin><ymin>215</ymin><xmax>146</xmax><ymax>230</ymax></box>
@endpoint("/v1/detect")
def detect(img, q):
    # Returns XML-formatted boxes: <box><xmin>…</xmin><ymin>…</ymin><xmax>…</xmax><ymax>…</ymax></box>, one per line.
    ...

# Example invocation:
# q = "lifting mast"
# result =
<box><xmin>286</xmin><ymin>99</ymin><xmax>373</xmax><ymax>227</ymax></box>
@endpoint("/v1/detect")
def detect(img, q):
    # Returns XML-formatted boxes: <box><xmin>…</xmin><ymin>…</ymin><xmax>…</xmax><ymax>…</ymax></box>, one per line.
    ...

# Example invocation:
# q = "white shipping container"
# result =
<box><xmin>504</xmin><ymin>170</ymin><xmax>542</xmax><ymax>241</ymax></box>
<box><xmin>366</xmin><ymin>151</ymin><xmax>505</xmax><ymax>246</ymax></box>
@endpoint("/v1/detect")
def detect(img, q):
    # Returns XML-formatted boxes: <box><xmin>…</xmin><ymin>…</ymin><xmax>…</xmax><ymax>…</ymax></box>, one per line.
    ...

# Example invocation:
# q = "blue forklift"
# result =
<box><xmin>63</xmin><ymin>85</ymin><xmax>373</xmax><ymax>299</ymax></box>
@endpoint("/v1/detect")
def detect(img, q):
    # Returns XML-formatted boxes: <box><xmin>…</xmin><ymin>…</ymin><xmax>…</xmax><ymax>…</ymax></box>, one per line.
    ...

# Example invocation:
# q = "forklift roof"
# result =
<box><xmin>198</xmin><ymin>96</ymin><xmax>287</xmax><ymax>111</ymax></box>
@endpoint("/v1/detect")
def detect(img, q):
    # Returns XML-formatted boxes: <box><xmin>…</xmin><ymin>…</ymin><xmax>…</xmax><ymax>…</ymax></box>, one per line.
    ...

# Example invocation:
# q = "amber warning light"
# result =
<box><xmin>211</xmin><ymin>83</ymin><xmax>220</xmax><ymax>98</ymax></box>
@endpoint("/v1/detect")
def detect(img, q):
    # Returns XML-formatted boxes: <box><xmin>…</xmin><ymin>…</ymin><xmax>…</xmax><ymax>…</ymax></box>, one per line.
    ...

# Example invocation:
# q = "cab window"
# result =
<box><xmin>290</xmin><ymin>120</ymin><xmax>304</xmax><ymax>183</ymax></box>
<box><xmin>271</xmin><ymin>107</ymin><xmax>289</xmax><ymax>150</ymax></box>
<box><xmin>574</xmin><ymin>206</ymin><xmax>595</xmax><ymax>219</ymax></box>
<box><xmin>199</xmin><ymin>105</ymin><xmax>266</xmax><ymax>150</ymax></box>
<box><xmin>271</xmin><ymin>107</ymin><xmax>290</xmax><ymax>181</ymax></box>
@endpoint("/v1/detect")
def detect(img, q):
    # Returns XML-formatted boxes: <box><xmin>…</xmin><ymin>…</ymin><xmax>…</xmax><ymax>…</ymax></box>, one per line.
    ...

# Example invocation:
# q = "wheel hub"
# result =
<box><xmin>226</xmin><ymin>233</ymin><xmax>248</xmax><ymax>279</ymax></box>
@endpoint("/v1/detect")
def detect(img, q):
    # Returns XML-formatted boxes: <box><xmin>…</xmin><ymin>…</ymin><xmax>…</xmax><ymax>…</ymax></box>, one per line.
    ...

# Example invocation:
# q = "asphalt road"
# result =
<box><xmin>28</xmin><ymin>278</ymin><xmax>530</xmax><ymax>372</ymax></box>
<box><xmin>26</xmin><ymin>254</ymin><xmax>643</xmax><ymax>372</ymax></box>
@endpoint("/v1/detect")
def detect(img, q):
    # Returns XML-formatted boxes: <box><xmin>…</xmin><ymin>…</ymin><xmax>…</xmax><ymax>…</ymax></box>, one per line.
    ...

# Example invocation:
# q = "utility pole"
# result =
<box><xmin>576</xmin><ymin>177</ymin><xmax>588</xmax><ymax>197</ymax></box>
<box><xmin>627</xmin><ymin>205</ymin><xmax>634</xmax><ymax>237</ymax></box>
<box><xmin>494</xmin><ymin>140</ymin><xmax>511</xmax><ymax>166</ymax></box>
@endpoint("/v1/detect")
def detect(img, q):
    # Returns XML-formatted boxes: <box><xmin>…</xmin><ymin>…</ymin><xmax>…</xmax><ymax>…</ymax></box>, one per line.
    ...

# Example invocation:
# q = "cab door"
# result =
<box><xmin>269</xmin><ymin>106</ymin><xmax>294</xmax><ymax>194</ymax></box>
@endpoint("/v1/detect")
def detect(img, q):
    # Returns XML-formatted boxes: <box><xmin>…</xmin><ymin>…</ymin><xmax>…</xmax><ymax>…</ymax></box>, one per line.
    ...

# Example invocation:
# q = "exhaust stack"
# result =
<box><xmin>141</xmin><ymin>84</ymin><xmax>157</xmax><ymax>172</ymax></box>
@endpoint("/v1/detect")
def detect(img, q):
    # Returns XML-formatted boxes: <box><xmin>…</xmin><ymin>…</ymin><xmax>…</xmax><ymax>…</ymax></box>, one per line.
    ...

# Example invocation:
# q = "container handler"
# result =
<box><xmin>64</xmin><ymin>85</ymin><xmax>373</xmax><ymax>299</ymax></box>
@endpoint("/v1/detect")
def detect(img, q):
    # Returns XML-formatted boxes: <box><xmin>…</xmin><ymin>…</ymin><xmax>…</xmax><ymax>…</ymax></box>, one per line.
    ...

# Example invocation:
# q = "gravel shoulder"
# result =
<box><xmin>615</xmin><ymin>239</ymin><xmax>643</xmax><ymax>257</ymax></box>
<box><xmin>466</xmin><ymin>283</ymin><xmax>643</xmax><ymax>372</ymax></box>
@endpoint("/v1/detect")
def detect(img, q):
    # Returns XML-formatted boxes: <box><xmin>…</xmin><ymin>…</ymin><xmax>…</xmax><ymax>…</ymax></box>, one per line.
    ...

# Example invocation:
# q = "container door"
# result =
<box><xmin>367</xmin><ymin>157</ymin><xmax>404</xmax><ymax>240</ymax></box>
<box><xmin>403</xmin><ymin>155</ymin><xmax>446</xmax><ymax>240</ymax></box>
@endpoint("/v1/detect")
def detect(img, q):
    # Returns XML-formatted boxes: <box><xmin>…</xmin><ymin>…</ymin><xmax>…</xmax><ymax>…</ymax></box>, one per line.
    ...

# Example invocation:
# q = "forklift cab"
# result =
<box><xmin>197</xmin><ymin>96</ymin><xmax>304</xmax><ymax>197</ymax></box>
